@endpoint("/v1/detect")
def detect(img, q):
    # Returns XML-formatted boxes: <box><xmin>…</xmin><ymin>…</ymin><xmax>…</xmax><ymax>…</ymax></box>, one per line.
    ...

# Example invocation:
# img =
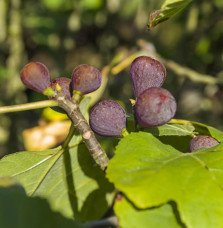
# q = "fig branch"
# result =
<box><xmin>0</xmin><ymin>100</ymin><xmax>58</xmax><ymax>114</ymax></box>
<box><xmin>56</xmin><ymin>89</ymin><xmax>109</xmax><ymax>171</ymax></box>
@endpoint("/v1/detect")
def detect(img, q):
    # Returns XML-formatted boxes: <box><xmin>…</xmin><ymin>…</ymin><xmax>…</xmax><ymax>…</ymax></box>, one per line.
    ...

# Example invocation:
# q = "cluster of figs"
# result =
<box><xmin>20</xmin><ymin>56</ymin><xmax>219</xmax><ymax>152</ymax></box>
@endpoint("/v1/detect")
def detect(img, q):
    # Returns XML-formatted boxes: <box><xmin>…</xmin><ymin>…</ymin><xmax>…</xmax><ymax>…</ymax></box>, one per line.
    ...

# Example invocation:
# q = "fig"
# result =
<box><xmin>20</xmin><ymin>62</ymin><xmax>50</xmax><ymax>93</ymax></box>
<box><xmin>135</xmin><ymin>87</ymin><xmax>177</xmax><ymax>127</ymax></box>
<box><xmin>89</xmin><ymin>100</ymin><xmax>126</xmax><ymax>137</ymax></box>
<box><xmin>130</xmin><ymin>56</ymin><xmax>166</xmax><ymax>97</ymax></box>
<box><xmin>72</xmin><ymin>64</ymin><xmax>102</xmax><ymax>95</ymax></box>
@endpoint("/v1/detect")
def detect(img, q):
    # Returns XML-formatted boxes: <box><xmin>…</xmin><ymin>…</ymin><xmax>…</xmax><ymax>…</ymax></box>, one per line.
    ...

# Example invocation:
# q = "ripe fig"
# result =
<box><xmin>135</xmin><ymin>87</ymin><xmax>177</xmax><ymax>127</ymax></box>
<box><xmin>89</xmin><ymin>100</ymin><xmax>126</xmax><ymax>137</ymax></box>
<box><xmin>189</xmin><ymin>135</ymin><xmax>219</xmax><ymax>152</ymax></box>
<box><xmin>50</xmin><ymin>77</ymin><xmax>71</xmax><ymax>99</ymax></box>
<box><xmin>20</xmin><ymin>62</ymin><xmax>50</xmax><ymax>93</ymax></box>
<box><xmin>72</xmin><ymin>64</ymin><xmax>102</xmax><ymax>95</ymax></box>
<box><xmin>130</xmin><ymin>56</ymin><xmax>166</xmax><ymax>97</ymax></box>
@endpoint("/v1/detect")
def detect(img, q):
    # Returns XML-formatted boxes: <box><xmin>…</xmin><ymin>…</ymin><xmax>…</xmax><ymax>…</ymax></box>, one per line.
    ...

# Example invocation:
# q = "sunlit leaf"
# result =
<box><xmin>0</xmin><ymin>144</ymin><xmax>114</xmax><ymax>221</ymax></box>
<box><xmin>145</xmin><ymin>123</ymin><xmax>195</xmax><ymax>136</ymax></box>
<box><xmin>169</xmin><ymin>119</ymin><xmax>223</xmax><ymax>141</ymax></box>
<box><xmin>0</xmin><ymin>97</ymin><xmax>114</xmax><ymax>221</ymax></box>
<box><xmin>107</xmin><ymin>132</ymin><xmax>223</xmax><ymax>227</ymax></box>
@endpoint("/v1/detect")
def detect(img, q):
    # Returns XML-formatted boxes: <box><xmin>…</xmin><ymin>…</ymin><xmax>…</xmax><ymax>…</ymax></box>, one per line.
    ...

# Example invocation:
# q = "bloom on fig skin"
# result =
<box><xmin>20</xmin><ymin>62</ymin><xmax>50</xmax><ymax>93</ymax></box>
<box><xmin>50</xmin><ymin>77</ymin><xmax>71</xmax><ymax>99</ymax></box>
<box><xmin>130</xmin><ymin>56</ymin><xmax>166</xmax><ymax>97</ymax></box>
<box><xmin>189</xmin><ymin>135</ymin><xmax>219</xmax><ymax>152</ymax></box>
<box><xmin>72</xmin><ymin>64</ymin><xmax>102</xmax><ymax>95</ymax></box>
<box><xmin>135</xmin><ymin>87</ymin><xmax>177</xmax><ymax>128</ymax></box>
<box><xmin>89</xmin><ymin>100</ymin><xmax>127</xmax><ymax>137</ymax></box>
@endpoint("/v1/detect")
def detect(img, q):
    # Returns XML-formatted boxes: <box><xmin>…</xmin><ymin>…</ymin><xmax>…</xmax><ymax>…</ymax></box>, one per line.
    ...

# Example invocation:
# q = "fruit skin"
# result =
<box><xmin>130</xmin><ymin>56</ymin><xmax>166</xmax><ymax>97</ymax></box>
<box><xmin>50</xmin><ymin>77</ymin><xmax>71</xmax><ymax>99</ymax></box>
<box><xmin>71</xmin><ymin>64</ymin><xmax>102</xmax><ymax>95</ymax></box>
<box><xmin>89</xmin><ymin>100</ymin><xmax>126</xmax><ymax>137</ymax></box>
<box><xmin>135</xmin><ymin>87</ymin><xmax>177</xmax><ymax>128</ymax></box>
<box><xmin>20</xmin><ymin>62</ymin><xmax>50</xmax><ymax>93</ymax></box>
<box><xmin>189</xmin><ymin>135</ymin><xmax>219</xmax><ymax>152</ymax></box>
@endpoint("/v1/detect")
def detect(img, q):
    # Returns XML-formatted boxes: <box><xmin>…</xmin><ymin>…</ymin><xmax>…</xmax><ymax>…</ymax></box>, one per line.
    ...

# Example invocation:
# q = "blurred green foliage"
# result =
<box><xmin>0</xmin><ymin>0</ymin><xmax>223</xmax><ymax>156</ymax></box>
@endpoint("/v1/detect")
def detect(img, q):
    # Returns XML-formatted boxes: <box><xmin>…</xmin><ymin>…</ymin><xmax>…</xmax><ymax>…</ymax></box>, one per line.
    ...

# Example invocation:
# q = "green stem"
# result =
<box><xmin>169</xmin><ymin>118</ymin><xmax>194</xmax><ymax>126</ymax></box>
<box><xmin>72</xmin><ymin>90</ymin><xmax>82</xmax><ymax>103</ymax></box>
<box><xmin>62</xmin><ymin>124</ymin><xmax>76</xmax><ymax>149</ymax></box>
<box><xmin>0</xmin><ymin>100</ymin><xmax>58</xmax><ymax>114</ymax></box>
<box><xmin>121</xmin><ymin>128</ymin><xmax>129</xmax><ymax>137</ymax></box>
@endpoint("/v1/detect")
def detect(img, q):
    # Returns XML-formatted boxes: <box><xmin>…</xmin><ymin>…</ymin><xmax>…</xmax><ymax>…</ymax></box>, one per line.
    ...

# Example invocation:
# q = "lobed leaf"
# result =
<box><xmin>0</xmin><ymin>145</ymin><xmax>114</xmax><ymax>221</ymax></box>
<box><xmin>0</xmin><ymin>97</ymin><xmax>114</xmax><ymax>221</ymax></box>
<box><xmin>107</xmin><ymin>132</ymin><xmax>223</xmax><ymax>228</ymax></box>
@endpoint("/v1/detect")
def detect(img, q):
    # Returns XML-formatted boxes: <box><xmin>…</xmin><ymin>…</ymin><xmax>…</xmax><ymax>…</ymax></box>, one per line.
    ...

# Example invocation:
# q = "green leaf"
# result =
<box><xmin>148</xmin><ymin>0</ymin><xmax>192</xmax><ymax>30</ymax></box>
<box><xmin>145</xmin><ymin>123</ymin><xmax>195</xmax><ymax>136</ymax></box>
<box><xmin>0</xmin><ymin>184</ymin><xmax>85</xmax><ymax>228</ymax></box>
<box><xmin>156</xmin><ymin>135</ymin><xmax>192</xmax><ymax>152</ymax></box>
<box><xmin>0</xmin><ymin>97</ymin><xmax>113</xmax><ymax>221</ymax></box>
<box><xmin>114</xmin><ymin>197</ymin><xmax>183</xmax><ymax>228</ymax></box>
<box><xmin>0</xmin><ymin>177</ymin><xmax>19</xmax><ymax>187</ymax></box>
<box><xmin>169</xmin><ymin>119</ymin><xmax>223</xmax><ymax>141</ymax></box>
<box><xmin>107</xmin><ymin>132</ymin><xmax>223</xmax><ymax>228</ymax></box>
<box><xmin>0</xmin><ymin>144</ymin><xmax>114</xmax><ymax>222</ymax></box>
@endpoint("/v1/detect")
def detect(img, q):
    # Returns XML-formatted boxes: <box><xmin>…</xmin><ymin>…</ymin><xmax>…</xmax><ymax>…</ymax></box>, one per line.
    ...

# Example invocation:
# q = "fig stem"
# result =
<box><xmin>0</xmin><ymin>100</ymin><xmax>58</xmax><ymax>114</ymax></box>
<box><xmin>43</xmin><ymin>87</ymin><xmax>56</xmax><ymax>96</ymax></box>
<box><xmin>56</xmin><ymin>90</ymin><xmax>109</xmax><ymax>171</ymax></box>
<box><xmin>72</xmin><ymin>90</ymin><xmax>82</xmax><ymax>103</ymax></box>
<box><xmin>121</xmin><ymin>128</ymin><xmax>129</xmax><ymax>137</ymax></box>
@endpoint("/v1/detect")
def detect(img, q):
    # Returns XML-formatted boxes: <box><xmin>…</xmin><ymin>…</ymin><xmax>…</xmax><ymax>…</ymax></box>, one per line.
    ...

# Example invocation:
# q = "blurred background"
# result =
<box><xmin>0</xmin><ymin>0</ymin><xmax>223</xmax><ymax>156</ymax></box>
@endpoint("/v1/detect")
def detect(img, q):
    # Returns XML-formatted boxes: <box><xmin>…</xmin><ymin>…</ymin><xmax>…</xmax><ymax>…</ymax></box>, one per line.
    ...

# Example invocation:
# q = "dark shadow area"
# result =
<box><xmin>63</xmin><ymin>147</ymin><xmax>79</xmax><ymax>220</ymax></box>
<box><xmin>156</xmin><ymin>135</ymin><xmax>192</xmax><ymax>152</ymax></box>
<box><xmin>0</xmin><ymin>185</ymin><xmax>81</xmax><ymax>228</ymax></box>
<box><xmin>169</xmin><ymin>201</ymin><xmax>187</xmax><ymax>228</ymax></box>
<box><xmin>63</xmin><ymin>143</ymin><xmax>114</xmax><ymax>222</ymax></box>
<box><xmin>124</xmin><ymin>195</ymin><xmax>186</xmax><ymax>227</ymax></box>
<box><xmin>144</xmin><ymin>127</ymin><xmax>160</xmax><ymax>136</ymax></box>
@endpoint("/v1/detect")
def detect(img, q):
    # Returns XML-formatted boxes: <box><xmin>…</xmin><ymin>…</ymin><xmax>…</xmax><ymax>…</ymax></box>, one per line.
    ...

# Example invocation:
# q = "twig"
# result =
<box><xmin>162</xmin><ymin>59</ymin><xmax>219</xmax><ymax>84</ymax></box>
<box><xmin>111</xmin><ymin>53</ymin><xmax>140</xmax><ymax>75</ymax></box>
<box><xmin>0</xmin><ymin>100</ymin><xmax>58</xmax><ymax>113</ymax></box>
<box><xmin>137</xmin><ymin>39</ymin><xmax>222</xmax><ymax>85</ymax></box>
<box><xmin>85</xmin><ymin>216</ymin><xmax>119</xmax><ymax>228</ymax></box>
<box><xmin>56</xmin><ymin>91</ymin><xmax>109</xmax><ymax>170</ymax></box>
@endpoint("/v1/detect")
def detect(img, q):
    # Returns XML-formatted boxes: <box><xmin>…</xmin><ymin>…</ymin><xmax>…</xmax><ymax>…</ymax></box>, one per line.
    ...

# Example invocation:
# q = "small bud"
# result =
<box><xmin>20</xmin><ymin>62</ymin><xmax>50</xmax><ymax>93</ymax></box>
<box><xmin>89</xmin><ymin>100</ymin><xmax>126</xmax><ymax>137</ymax></box>
<box><xmin>72</xmin><ymin>64</ymin><xmax>102</xmax><ymax>95</ymax></box>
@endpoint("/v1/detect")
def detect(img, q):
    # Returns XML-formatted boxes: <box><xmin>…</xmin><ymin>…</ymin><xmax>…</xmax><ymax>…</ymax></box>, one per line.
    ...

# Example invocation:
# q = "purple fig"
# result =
<box><xmin>89</xmin><ymin>100</ymin><xmax>126</xmax><ymax>137</ymax></box>
<box><xmin>20</xmin><ymin>62</ymin><xmax>50</xmax><ymax>93</ymax></box>
<box><xmin>135</xmin><ymin>87</ymin><xmax>177</xmax><ymax>127</ymax></box>
<box><xmin>130</xmin><ymin>56</ymin><xmax>166</xmax><ymax>97</ymax></box>
<box><xmin>72</xmin><ymin>64</ymin><xmax>102</xmax><ymax>95</ymax></box>
<box><xmin>189</xmin><ymin>135</ymin><xmax>219</xmax><ymax>152</ymax></box>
